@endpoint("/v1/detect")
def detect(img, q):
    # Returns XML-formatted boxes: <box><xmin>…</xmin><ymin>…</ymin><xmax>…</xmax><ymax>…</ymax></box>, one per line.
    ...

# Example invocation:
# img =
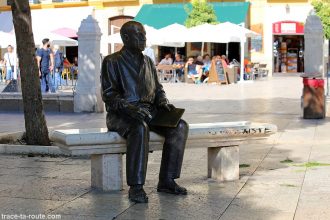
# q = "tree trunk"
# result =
<box><xmin>10</xmin><ymin>0</ymin><xmax>50</xmax><ymax>146</ymax></box>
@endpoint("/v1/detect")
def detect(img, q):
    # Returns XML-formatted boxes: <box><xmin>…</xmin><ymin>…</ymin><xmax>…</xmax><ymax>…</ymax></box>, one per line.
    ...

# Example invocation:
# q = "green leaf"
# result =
<box><xmin>312</xmin><ymin>0</ymin><xmax>330</xmax><ymax>39</ymax></box>
<box><xmin>185</xmin><ymin>0</ymin><xmax>219</xmax><ymax>28</ymax></box>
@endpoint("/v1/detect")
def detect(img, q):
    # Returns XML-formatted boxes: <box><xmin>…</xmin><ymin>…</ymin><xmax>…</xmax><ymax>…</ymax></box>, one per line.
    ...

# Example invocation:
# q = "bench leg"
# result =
<box><xmin>91</xmin><ymin>154</ymin><xmax>123</xmax><ymax>191</ymax></box>
<box><xmin>207</xmin><ymin>146</ymin><xmax>239</xmax><ymax>182</ymax></box>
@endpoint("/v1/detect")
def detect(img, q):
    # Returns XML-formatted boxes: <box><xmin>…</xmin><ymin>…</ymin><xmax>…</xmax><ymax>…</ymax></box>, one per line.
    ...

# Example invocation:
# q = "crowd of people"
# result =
<box><xmin>0</xmin><ymin>39</ymin><xmax>78</xmax><ymax>93</ymax></box>
<box><xmin>36</xmin><ymin>38</ymin><xmax>78</xmax><ymax>93</ymax></box>
<box><xmin>157</xmin><ymin>53</ymin><xmax>230</xmax><ymax>84</ymax></box>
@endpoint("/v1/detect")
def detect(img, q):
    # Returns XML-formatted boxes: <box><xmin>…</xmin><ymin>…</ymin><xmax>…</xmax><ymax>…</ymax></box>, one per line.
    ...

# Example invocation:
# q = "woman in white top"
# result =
<box><xmin>3</xmin><ymin>45</ymin><xmax>17</xmax><ymax>84</ymax></box>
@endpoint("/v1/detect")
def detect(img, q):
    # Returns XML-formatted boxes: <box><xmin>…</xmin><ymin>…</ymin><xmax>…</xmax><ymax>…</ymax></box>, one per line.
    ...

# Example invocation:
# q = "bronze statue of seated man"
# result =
<box><xmin>101</xmin><ymin>21</ymin><xmax>188</xmax><ymax>203</ymax></box>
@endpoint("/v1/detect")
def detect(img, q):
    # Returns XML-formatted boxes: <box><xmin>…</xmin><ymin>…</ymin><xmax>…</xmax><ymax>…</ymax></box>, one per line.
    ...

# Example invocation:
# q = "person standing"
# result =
<box><xmin>36</xmin><ymin>38</ymin><xmax>54</xmax><ymax>93</ymax></box>
<box><xmin>0</xmin><ymin>59</ymin><xmax>5</xmax><ymax>83</ymax></box>
<box><xmin>53</xmin><ymin>45</ymin><xmax>64</xmax><ymax>90</ymax></box>
<box><xmin>143</xmin><ymin>44</ymin><xmax>155</xmax><ymax>64</ymax></box>
<box><xmin>3</xmin><ymin>45</ymin><xmax>17</xmax><ymax>85</ymax></box>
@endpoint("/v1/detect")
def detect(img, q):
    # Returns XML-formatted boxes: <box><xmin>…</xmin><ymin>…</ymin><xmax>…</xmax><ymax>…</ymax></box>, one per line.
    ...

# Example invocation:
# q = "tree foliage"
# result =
<box><xmin>312</xmin><ymin>0</ymin><xmax>330</xmax><ymax>39</ymax></box>
<box><xmin>185</xmin><ymin>0</ymin><xmax>218</xmax><ymax>28</ymax></box>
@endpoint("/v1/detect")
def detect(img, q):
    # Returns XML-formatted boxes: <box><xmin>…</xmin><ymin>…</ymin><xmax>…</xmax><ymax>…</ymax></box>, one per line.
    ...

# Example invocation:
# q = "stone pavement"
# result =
<box><xmin>1</xmin><ymin>76</ymin><xmax>330</xmax><ymax>220</ymax></box>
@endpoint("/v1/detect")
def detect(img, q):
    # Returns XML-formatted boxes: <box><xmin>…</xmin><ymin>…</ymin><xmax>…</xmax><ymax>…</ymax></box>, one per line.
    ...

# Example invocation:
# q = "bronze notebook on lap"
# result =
<box><xmin>150</xmin><ymin>108</ymin><xmax>185</xmax><ymax>127</ymax></box>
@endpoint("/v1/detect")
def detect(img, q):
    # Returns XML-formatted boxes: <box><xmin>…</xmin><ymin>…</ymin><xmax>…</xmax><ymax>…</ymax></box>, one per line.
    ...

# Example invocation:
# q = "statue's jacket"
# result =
<box><xmin>101</xmin><ymin>47</ymin><xmax>168</xmax><ymax>122</ymax></box>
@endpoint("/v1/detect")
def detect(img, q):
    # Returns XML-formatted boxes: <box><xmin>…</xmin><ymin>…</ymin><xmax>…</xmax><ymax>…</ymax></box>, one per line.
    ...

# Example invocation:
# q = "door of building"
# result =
<box><xmin>272</xmin><ymin>21</ymin><xmax>305</xmax><ymax>73</ymax></box>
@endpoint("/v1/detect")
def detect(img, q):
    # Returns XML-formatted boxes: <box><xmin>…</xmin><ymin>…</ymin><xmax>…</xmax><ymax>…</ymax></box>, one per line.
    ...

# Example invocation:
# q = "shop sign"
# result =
<box><xmin>273</xmin><ymin>21</ymin><xmax>304</xmax><ymax>34</ymax></box>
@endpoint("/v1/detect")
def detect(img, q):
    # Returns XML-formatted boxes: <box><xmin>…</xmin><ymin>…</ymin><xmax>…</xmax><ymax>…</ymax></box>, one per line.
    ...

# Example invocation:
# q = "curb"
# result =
<box><xmin>0</xmin><ymin>144</ymin><xmax>70</xmax><ymax>156</ymax></box>
<box><xmin>0</xmin><ymin>131</ymin><xmax>70</xmax><ymax>156</ymax></box>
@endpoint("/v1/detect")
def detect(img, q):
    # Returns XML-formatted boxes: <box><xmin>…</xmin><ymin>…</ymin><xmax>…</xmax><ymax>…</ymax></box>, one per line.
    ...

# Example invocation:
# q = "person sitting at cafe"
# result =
<box><xmin>201</xmin><ymin>54</ymin><xmax>211</xmax><ymax>82</ymax></box>
<box><xmin>173</xmin><ymin>53</ymin><xmax>185</xmax><ymax>81</ymax></box>
<box><xmin>203</xmin><ymin>54</ymin><xmax>211</xmax><ymax>72</ymax></box>
<box><xmin>70</xmin><ymin>57</ymin><xmax>78</xmax><ymax>80</ymax></box>
<box><xmin>221</xmin><ymin>55</ymin><xmax>229</xmax><ymax>65</ymax></box>
<box><xmin>159</xmin><ymin>53</ymin><xmax>173</xmax><ymax>65</ymax></box>
<box><xmin>221</xmin><ymin>55</ymin><xmax>228</xmax><ymax>69</ymax></box>
<box><xmin>244</xmin><ymin>58</ymin><xmax>252</xmax><ymax>80</ymax></box>
<box><xmin>63</xmin><ymin>56</ymin><xmax>71</xmax><ymax>68</ymax></box>
<box><xmin>185</xmin><ymin>56</ymin><xmax>203</xmax><ymax>84</ymax></box>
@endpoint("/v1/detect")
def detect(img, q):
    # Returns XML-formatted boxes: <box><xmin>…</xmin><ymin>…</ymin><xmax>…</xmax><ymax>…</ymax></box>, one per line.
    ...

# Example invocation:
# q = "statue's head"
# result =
<box><xmin>120</xmin><ymin>21</ymin><xmax>146</xmax><ymax>52</ymax></box>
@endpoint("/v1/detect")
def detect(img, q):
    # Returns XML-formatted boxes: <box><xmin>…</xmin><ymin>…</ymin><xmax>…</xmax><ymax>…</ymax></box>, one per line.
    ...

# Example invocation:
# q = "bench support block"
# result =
<box><xmin>207</xmin><ymin>146</ymin><xmax>239</xmax><ymax>181</ymax></box>
<box><xmin>91</xmin><ymin>154</ymin><xmax>123</xmax><ymax>191</ymax></box>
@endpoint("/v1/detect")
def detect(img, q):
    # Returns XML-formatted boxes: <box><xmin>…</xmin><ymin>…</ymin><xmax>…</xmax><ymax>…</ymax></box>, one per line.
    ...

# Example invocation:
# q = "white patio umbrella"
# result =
<box><xmin>157</xmin><ymin>23</ymin><xmax>187</xmax><ymax>47</ymax></box>
<box><xmin>186</xmin><ymin>23</ymin><xmax>233</xmax><ymax>43</ymax></box>
<box><xmin>1</xmin><ymin>31</ymin><xmax>78</xmax><ymax>48</ymax></box>
<box><xmin>34</xmin><ymin>32</ymin><xmax>78</xmax><ymax>47</ymax></box>
<box><xmin>186</xmin><ymin>23</ymin><xmax>233</xmax><ymax>58</ymax></box>
<box><xmin>186</xmin><ymin>22</ymin><xmax>260</xmax><ymax>81</ymax></box>
<box><xmin>0</xmin><ymin>31</ymin><xmax>16</xmax><ymax>47</ymax></box>
<box><xmin>108</xmin><ymin>24</ymin><xmax>184</xmax><ymax>49</ymax></box>
<box><xmin>216</xmin><ymin>22</ymin><xmax>259</xmax><ymax>82</ymax></box>
<box><xmin>108</xmin><ymin>25</ymin><xmax>161</xmax><ymax>45</ymax></box>
<box><xmin>217</xmin><ymin>22</ymin><xmax>259</xmax><ymax>38</ymax></box>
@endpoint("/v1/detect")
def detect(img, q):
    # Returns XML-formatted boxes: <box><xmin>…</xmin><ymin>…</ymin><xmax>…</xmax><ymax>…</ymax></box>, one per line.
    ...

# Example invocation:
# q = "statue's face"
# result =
<box><xmin>123</xmin><ymin>24</ymin><xmax>146</xmax><ymax>52</ymax></box>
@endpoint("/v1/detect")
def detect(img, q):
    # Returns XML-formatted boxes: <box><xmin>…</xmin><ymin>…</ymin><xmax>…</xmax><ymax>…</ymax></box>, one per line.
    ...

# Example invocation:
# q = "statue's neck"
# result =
<box><xmin>123</xmin><ymin>46</ymin><xmax>142</xmax><ymax>56</ymax></box>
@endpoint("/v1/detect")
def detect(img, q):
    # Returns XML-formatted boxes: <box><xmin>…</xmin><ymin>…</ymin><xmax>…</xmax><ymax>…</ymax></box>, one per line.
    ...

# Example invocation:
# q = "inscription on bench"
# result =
<box><xmin>208</xmin><ymin>127</ymin><xmax>272</xmax><ymax>136</ymax></box>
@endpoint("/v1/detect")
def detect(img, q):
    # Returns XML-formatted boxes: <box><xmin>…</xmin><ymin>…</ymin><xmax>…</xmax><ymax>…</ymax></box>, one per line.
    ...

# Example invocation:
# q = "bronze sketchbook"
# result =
<box><xmin>150</xmin><ymin>108</ymin><xmax>185</xmax><ymax>127</ymax></box>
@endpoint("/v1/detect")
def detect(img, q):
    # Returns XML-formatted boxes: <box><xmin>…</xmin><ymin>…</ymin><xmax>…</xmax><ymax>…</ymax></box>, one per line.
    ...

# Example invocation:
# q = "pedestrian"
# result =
<box><xmin>143</xmin><ymin>43</ymin><xmax>155</xmax><ymax>64</ymax></box>
<box><xmin>0</xmin><ymin>59</ymin><xmax>5</xmax><ymax>83</ymax></box>
<box><xmin>53</xmin><ymin>45</ymin><xmax>64</xmax><ymax>90</ymax></box>
<box><xmin>36</xmin><ymin>38</ymin><xmax>54</xmax><ymax>93</ymax></box>
<box><xmin>70</xmin><ymin>56</ymin><xmax>78</xmax><ymax>82</ymax></box>
<box><xmin>3</xmin><ymin>45</ymin><xmax>17</xmax><ymax>85</ymax></box>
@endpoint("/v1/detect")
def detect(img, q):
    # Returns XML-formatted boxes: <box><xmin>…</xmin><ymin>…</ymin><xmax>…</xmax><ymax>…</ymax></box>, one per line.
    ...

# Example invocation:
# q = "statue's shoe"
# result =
<box><xmin>128</xmin><ymin>186</ymin><xmax>148</xmax><ymax>203</ymax></box>
<box><xmin>157</xmin><ymin>180</ymin><xmax>188</xmax><ymax>195</ymax></box>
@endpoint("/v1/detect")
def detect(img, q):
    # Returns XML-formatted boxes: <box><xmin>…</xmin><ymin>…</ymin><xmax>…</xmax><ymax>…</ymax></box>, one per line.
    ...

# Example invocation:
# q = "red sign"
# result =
<box><xmin>272</xmin><ymin>21</ymin><xmax>304</xmax><ymax>35</ymax></box>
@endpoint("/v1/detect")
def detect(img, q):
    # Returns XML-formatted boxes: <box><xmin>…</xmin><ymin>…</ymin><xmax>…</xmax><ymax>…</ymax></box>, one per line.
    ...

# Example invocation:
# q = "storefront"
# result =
<box><xmin>272</xmin><ymin>21</ymin><xmax>305</xmax><ymax>73</ymax></box>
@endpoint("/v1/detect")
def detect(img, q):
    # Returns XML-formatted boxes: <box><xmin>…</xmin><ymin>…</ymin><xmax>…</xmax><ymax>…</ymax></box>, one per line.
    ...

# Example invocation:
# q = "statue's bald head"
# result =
<box><xmin>120</xmin><ymin>21</ymin><xmax>146</xmax><ymax>52</ymax></box>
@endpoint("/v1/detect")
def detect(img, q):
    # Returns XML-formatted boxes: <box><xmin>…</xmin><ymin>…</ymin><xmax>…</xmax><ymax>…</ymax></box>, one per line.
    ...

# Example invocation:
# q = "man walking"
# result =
<box><xmin>36</xmin><ymin>38</ymin><xmax>54</xmax><ymax>93</ymax></box>
<box><xmin>101</xmin><ymin>21</ymin><xmax>188</xmax><ymax>203</ymax></box>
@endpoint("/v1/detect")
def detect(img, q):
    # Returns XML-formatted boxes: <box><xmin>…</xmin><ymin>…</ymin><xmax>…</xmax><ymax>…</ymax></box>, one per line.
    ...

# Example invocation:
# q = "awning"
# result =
<box><xmin>52</xmin><ymin>28</ymin><xmax>78</xmax><ymax>38</ymax></box>
<box><xmin>134</xmin><ymin>2</ymin><xmax>250</xmax><ymax>29</ymax></box>
<box><xmin>0</xmin><ymin>6</ymin><xmax>93</xmax><ymax>37</ymax></box>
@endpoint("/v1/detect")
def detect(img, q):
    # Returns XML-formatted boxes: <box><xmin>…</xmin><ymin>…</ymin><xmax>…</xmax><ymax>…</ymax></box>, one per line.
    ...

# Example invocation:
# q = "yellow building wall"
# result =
<box><xmin>1</xmin><ymin>0</ymin><xmax>314</xmax><ymax>67</ymax></box>
<box><xmin>0</xmin><ymin>0</ymin><xmax>140</xmax><ymax>11</ymax></box>
<box><xmin>0</xmin><ymin>0</ymin><xmax>6</xmax><ymax>7</ymax></box>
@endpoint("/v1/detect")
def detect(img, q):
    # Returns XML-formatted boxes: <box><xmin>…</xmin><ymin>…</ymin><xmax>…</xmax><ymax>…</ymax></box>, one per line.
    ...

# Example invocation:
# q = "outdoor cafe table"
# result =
<box><xmin>156</xmin><ymin>64</ymin><xmax>181</xmax><ymax>83</ymax></box>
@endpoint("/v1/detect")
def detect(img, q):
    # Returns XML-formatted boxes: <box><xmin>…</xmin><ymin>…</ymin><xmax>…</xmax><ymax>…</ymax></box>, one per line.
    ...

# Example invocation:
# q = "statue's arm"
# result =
<box><xmin>101</xmin><ymin>57</ymin><xmax>129</xmax><ymax>111</ymax></box>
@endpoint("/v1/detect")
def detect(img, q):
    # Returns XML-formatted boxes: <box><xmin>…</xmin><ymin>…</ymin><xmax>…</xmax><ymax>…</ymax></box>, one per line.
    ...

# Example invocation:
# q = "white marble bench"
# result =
<box><xmin>50</xmin><ymin>121</ymin><xmax>277</xmax><ymax>191</ymax></box>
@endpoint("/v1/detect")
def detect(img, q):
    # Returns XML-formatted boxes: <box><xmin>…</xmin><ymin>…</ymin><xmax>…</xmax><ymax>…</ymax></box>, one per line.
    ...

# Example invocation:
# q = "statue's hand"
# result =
<box><xmin>123</xmin><ymin>105</ymin><xmax>152</xmax><ymax>122</ymax></box>
<box><xmin>159</xmin><ymin>102</ymin><xmax>175</xmax><ymax>112</ymax></box>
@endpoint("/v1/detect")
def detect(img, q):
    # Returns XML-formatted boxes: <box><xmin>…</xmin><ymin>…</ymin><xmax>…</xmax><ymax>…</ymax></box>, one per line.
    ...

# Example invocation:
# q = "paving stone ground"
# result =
<box><xmin>1</xmin><ymin>76</ymin><xmax>330</xmax><ymax>220</ymax></box>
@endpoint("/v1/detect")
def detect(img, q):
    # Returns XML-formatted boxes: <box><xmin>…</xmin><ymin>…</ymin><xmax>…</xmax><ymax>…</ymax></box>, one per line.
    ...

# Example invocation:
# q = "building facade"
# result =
<box><xmin>0</xmin><ymin>0</ymin><xmax>315</xmax><ymax>74</ymax></box>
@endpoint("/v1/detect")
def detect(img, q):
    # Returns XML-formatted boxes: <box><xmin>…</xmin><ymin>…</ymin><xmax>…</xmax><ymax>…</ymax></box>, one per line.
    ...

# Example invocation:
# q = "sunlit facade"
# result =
<box><xmin>0</xmin><ymin>0</ymin><xmax>315</xmax><ymax>74</ymax></box>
